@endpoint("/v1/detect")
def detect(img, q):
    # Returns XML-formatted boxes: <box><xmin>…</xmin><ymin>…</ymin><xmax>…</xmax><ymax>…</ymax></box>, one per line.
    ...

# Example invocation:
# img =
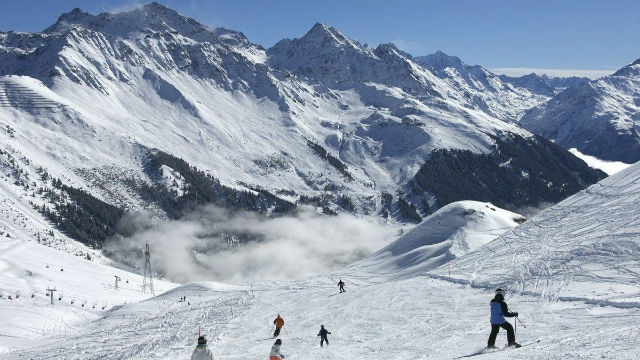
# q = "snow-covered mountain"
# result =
<box><xmin>413</xmin><ymin>50</ymin><xmax>588</xmax><ymax>123</ymax></box>
<box><xmin>521</xmin><ymin>59</ymin><xmax>640</xmax><ymax>163</ymax></box>
<box><xmin>0</xmin><ymin>3</ymin><xmax>603</xmax><ymax>257</ymax></box>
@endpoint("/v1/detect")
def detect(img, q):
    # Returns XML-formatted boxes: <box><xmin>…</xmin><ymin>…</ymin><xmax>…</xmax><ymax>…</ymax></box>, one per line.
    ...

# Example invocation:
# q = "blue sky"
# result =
<box><xmin>1</xmin><ymin>0</ymin><xmax>638</xmax><ymax>78</ymax></box>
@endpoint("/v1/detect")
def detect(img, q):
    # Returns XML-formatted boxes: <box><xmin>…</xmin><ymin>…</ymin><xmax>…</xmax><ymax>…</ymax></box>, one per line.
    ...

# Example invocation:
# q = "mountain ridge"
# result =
<box><xmin>0</xmin><ymin>4</ymin><xmax>605</xmax><ymax>254</ymax></box>
<box><xmin>521</xmin><ymin>58</ymin><xmax>640</xmax><ymax>163</ymax></box>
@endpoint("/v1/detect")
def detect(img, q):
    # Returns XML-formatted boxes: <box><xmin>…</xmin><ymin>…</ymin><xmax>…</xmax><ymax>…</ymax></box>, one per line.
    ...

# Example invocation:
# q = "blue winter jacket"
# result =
<box><xmin>490</xmin><ymin>295</ymin><xmax>516</xmax><ymax>324</ymax></box>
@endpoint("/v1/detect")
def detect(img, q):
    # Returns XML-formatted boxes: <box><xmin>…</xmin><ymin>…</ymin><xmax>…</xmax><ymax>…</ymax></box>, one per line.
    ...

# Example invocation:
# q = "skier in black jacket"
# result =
<box><xmin>318</xmin><ymin>325</ymin><xmax>331</xmax><ymax>347</ymax></box>
<box><xmin>338</xmin><ymin>279</ymin><xmax>345</xmax><ymax>293</ymax></box>
<box><xmin>487</xmin><ymin>288</ymin><xmax>521</xmax><ymax>348</ymax></box>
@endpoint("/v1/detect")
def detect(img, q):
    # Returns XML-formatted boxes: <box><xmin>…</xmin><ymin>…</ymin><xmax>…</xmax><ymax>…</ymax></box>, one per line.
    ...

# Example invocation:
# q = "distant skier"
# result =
<box><xmin>269</xmin><ymin>338</ymin><xmax>285</xmax><ymax>359</ymax></box>
<box><xmin>191</xmin><ymin>335</ymin><xmax>214</xmax><ymax>360</ymax></box>
<box><xmin>487</xmin><ymin>288</ymin><xmax>521</xmax><ymax>349</ymax></box>
<box><xmin>273</xmin><ymin>314</ymin><xmax>284</xmax><ymax>337</ymax></box>
<box><xmin>318</xmin><ymin>325</ymin><xmax>331</xmax><ymax>347</ymax></box>
<box><xmin>338</xmin><ymin>279</ymin><xmax>345</xmax><ymax>293</ymax></box>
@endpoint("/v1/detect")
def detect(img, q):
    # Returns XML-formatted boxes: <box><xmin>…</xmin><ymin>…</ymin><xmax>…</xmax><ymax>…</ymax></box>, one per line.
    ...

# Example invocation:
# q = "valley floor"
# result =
<box><xmin>6</xmin><ymin>273</ymin><xmax>640</xmax><ymax>359</ymax></box>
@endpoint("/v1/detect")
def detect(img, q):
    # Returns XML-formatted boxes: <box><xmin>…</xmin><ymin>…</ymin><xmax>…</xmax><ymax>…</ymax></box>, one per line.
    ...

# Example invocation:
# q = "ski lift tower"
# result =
<box><xmin>46</xmin><ymin>288</ymin><xmax>57</xmax><ymax>305</ymax></box>
<box><xmin>142</xmin><ymin>242</ymin><xmax>154</xmax><ymax>294</ymax></box>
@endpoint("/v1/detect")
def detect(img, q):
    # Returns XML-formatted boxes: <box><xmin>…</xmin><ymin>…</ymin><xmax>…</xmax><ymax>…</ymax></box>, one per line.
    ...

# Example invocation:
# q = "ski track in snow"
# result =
<box><xmin>5</xmin><ymin>276</ymin><xmax>640</xmax><ymax>359</ymax></box>
<box><xmin>432</xmin><ymin>163</ymin><xmax>640</xmax><ymax>306</ymax></box>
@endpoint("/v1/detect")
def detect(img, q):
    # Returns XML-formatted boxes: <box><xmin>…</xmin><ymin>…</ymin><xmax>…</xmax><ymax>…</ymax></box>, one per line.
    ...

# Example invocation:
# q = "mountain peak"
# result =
<box><xmin>145</xmin><ymin>1</ymin><xmax>167</xmax><ymax>9</ymax></box>
<box><xmin>374</xmin><ymin>43</ymin><xmax>414</xmax><ymax>61</ymax></box>
<box><xmin>49</xmin><ymin>7</ymin><xmax>94</xmax><ymax>31</ymax></box>
<box><xmin>612</xmin><ymin>58</ymin><xmax>640</xmax><ymax>77</ymax></box>
<box><xmin>300</xmin><ymin>22</ymin><xmax>358</xmax><ymax>49</ymax></box>
<box><xmin>137</xmin><ymin>1</ymin><xmax>180</xmax><ymax>18</ymax></box>
<box><xmin>44</xmin><ymin>2</ymin><xmax>218</xmax><ymax>43</ymax></box>
<box><xmin>267</xmin><ymin>22</ymin><xmax>373</xmax><ymax>72</ymax></box>
<box><xmin>310</xmin><ymin>22</ymin><xmax>329</xmax><ymax>31</ymax></box>
<box><xmin>415</xmin><ymin>50</ymin><xmax>465</xmax><ymax>70</ymax></box>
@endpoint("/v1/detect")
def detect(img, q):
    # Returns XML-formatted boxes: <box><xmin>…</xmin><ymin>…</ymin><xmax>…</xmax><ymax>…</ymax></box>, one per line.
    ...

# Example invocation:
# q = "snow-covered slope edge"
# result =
<box><xmin>431</xmin><ymin>160</ymin><xmax>640</xmax><ymax>304</ymax></box>
<box><xmin>348</xmin><ymin>201</ymin><xmax>523</xmax><ymax>280</ymax></box>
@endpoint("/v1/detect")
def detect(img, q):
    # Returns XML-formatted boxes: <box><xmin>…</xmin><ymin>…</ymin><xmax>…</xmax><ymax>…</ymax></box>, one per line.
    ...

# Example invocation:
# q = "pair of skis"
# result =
<box><xmin>456</xmin><ymin>340</ymin><xmax>540</xmax><ymax>358</ymax></box>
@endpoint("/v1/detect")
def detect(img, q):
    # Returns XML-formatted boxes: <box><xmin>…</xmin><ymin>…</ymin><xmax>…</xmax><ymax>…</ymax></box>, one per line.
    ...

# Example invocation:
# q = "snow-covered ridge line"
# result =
<box><xmin>521</xmin><ymin>58</ymin><xmax>640</xmax><ymax>163</ymax></box>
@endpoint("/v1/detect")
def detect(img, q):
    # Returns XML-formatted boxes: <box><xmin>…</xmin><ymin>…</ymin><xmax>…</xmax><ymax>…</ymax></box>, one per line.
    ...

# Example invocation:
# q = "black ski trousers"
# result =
<box><xmin>274</xmin><ymin>327</ymin><xmax>281</xmax><ymax>337</ymax></box>
<box><xmin>320</xmin><ymin>335</ymin><xmax>329</xmax><ymax>347</ymax></box>
<box><xmin>487</xmin><ymin>321</ymin><xmax>515</xmax><ymax>347</ymax></box>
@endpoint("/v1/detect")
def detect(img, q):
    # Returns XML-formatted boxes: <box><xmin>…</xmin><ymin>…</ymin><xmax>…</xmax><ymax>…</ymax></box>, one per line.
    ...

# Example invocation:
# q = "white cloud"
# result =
<box><xmin>105</xmin><ymin>206</ymin><xmax>397</xmax><ymax>284</ymax></box>
<box><xmin>105</xmin><ymin>1</ymin><xmax>145</xmax><ymax>14</ymax></box>
<box><xmin>568</xmin><ymin>148</ymin><xmax>632</xmax><ymax>175</ymax></box>
<box><xmin>491</xmin><ymin>67</ymin><xmax>615</xmax><ymax>80</ymax></box>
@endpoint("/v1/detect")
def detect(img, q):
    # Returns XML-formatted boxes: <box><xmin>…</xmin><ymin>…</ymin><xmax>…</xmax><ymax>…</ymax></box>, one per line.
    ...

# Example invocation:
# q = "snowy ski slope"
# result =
<box><xmin>4</xmin><ymin>165</ymin><xmax>640</xmax><ymax>359</ymax></box>
<box><xmin>6</xmin><ymin>261</ymin><xmax>640</xmax><ymax>359</ymax></box>
<box><xmin>0</xmin><ymin>236</ymin><xmax>176</xmax><ymax>352</ymax></box>
<box><xmin>0</xmin><ymin>173</ymin><xmax>176</xmax><ymax>353</ymax></box>
<box><xmin>432</xmin><ymin>161</ymin><xmax>640</xmax><ymax>305</ymax></box>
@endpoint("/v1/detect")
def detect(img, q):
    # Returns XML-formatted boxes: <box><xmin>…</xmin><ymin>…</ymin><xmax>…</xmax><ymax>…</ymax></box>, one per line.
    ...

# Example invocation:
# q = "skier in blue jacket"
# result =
<box><xmin>487</xmin><ymin>288</ymin><xmax>521</xmax><ymax>348</ymax></box>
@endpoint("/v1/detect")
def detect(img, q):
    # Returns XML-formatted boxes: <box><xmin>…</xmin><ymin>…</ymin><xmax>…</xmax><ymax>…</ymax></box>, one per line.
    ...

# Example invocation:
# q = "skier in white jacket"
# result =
<box><xmin>269</xmin><ymin>338</ymin><xmax>285</xmax><ymax>359</ymax></box>
<box><xmin>191</xmin><ymin>336</ymin><xmax>214</xmax><ymax>360</ymax></box>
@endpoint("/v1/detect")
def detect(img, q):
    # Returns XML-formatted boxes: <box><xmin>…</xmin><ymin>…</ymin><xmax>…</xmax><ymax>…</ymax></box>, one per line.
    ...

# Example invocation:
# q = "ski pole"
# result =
<box><xmin>515</xmin><ymin>316</ymin><xmax>527</xmax><ymax>328</ymax></box>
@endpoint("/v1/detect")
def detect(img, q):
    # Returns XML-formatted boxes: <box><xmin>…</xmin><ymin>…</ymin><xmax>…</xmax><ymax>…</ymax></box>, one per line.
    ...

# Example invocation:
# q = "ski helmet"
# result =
<box><xmin>275</xmin><ymin>339</ymin><xmax>282</xmax><ymax>345</ymax></box>
<box><xmin>495</xmin><ymin>288</ymin><xmax>505</xmax><ymax>296</ymax></box>
<box><xmin>198</xmin><ymin>336</ymin><xmax>207</xmax><ymax>345</ymax></box>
